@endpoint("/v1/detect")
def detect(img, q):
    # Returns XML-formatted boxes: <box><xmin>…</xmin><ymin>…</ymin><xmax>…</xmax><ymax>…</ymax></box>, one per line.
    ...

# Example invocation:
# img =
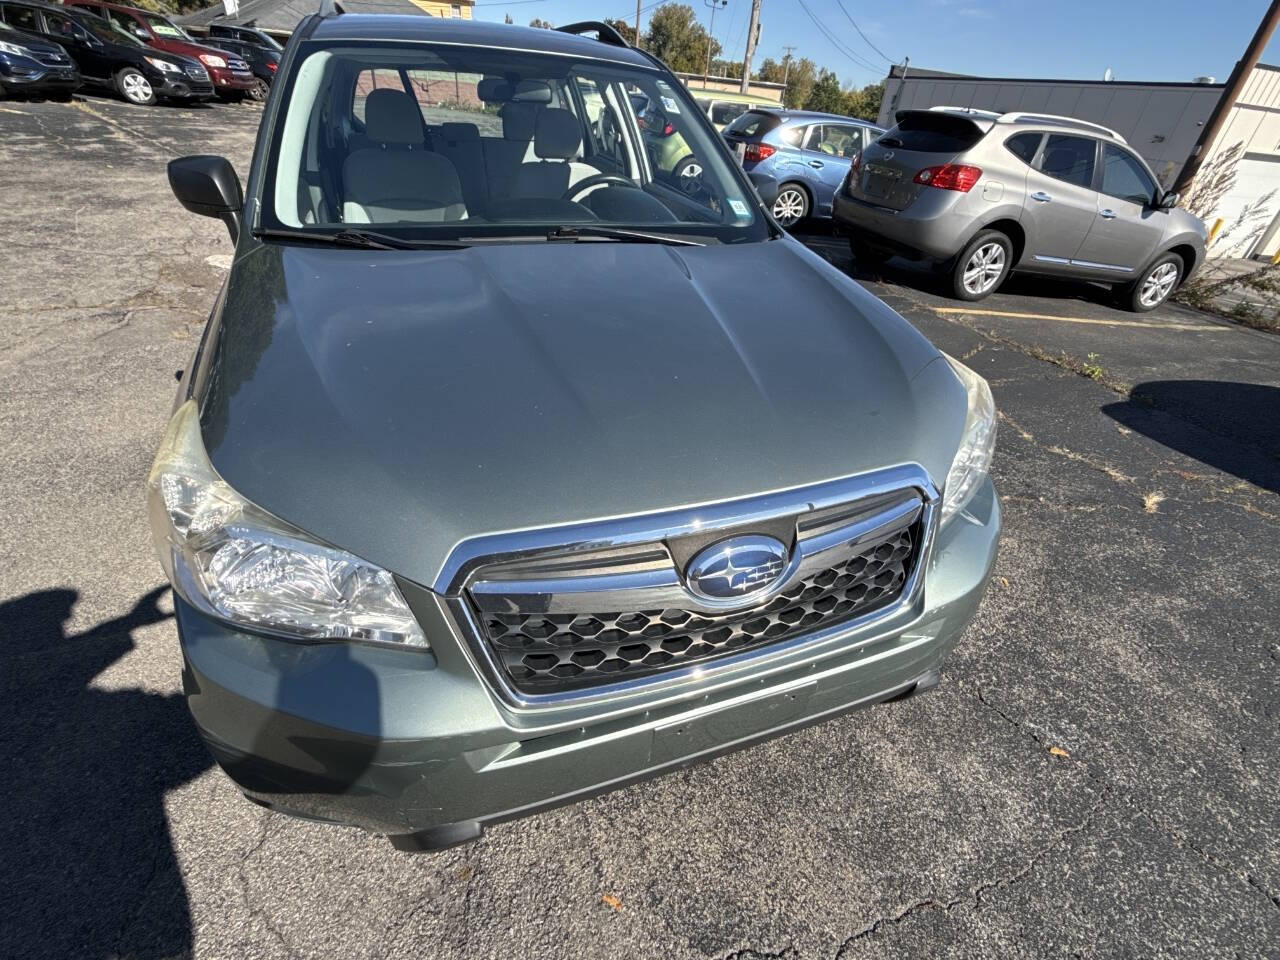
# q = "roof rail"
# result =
<box><xmin>555</xmin><ymin>21</ymin><xmax>630</xmax><ymax>47</ymax></box>
<box><xmin>998</xmin><ymin>112</ymin><xmax>1126</xmax><ymax>143</ymax></box>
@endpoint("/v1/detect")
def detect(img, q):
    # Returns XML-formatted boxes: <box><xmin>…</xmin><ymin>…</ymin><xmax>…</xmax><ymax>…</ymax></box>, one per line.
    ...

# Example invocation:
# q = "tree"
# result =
<box><xmin>529</xmin><ymin>17</ymin><xmax>553</xmax><ymax>28</ymax></box>
<box><xmin>805</xmin><ymin>69</ymin><xmax>843</xmax><ymax>114</ymax></box>
<box><xmin>841</xmin><ymin>81</ymin><xmax>883</xmax><ymax>122</ymax></box>
<box><xmin>644</xmin><ymin>3</ymin><xmax>720</xmax><ymax>75</ymax></box>
<box><xmin>709</xmin><ymin>58</ymin><xmax>742</xmax><ymax>79</ymax></box>
<box><xmin>602</xmin><ymin>17</ymin><xmax>639</xmax><ymax>45</ymax></box>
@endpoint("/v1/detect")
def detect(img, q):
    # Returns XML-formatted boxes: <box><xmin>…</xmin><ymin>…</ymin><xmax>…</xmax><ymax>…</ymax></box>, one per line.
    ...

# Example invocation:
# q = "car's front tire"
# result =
<box><xmin>950</xmin><ymin>229</ymin><xmax>1012</xmax><ymax>301</ymax></box>
<box><xmin>1123</xmin><ymin>253</ymin><xmax>1183</xmax><ymax>312</ymax></box>
<box><xmin>771</xmin><ymin>183</ymin><xmax>809</xmax><ymax>228</ymax></box>
<box><xmin>116</xmin><ymin>67</ymin><xmax>156</xmax><ymax>106</ymax></box>
<box><xmin>248</xmin><ymin>78</ymin><xmax>270</xmax><ymax>102</ymax></box>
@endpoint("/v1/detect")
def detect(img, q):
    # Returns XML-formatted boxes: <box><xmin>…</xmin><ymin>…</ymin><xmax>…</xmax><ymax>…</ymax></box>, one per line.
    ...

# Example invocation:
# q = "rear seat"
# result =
<box><xmin>483</xmin><ymin>101</ymin><xmax>540</xmax><ymax>204</ymax></box>
<box><xmin>436</xmin><ymin>122</ymin><xmax>488</xmax><ymax>215</ymax></box>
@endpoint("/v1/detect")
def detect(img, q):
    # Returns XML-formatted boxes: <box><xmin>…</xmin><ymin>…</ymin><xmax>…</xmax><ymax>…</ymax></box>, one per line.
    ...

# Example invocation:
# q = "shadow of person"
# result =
<box><xmin>0</xmin><ymin>586</ymin><xmax>212</xmax><ymax>960</ymax></box>
<box><xmin>1102</xmin><ymin>380</ymin><xmax>1280</xmax><ymax>494</ymax></box>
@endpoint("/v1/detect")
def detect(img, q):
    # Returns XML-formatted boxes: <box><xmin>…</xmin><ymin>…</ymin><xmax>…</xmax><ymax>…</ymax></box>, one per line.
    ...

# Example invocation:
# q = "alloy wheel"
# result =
<box><xmin>122</xmin><ymin>71</ymin><xmax>153</xmax><ymax>104</ymax></box>
<box><xmin>1139</xmin><ymin>261</ymin><xmax>1179</xmax><ymax>308</ymax></box>
<box><xmin>962</xmin><ymin>241</ymin><xmax>1006</xmax><ymax>296</ymax></box>
<box><xmin>772</xmin><ymin>187</ymin><xmax>806</xmax><ymax>227</ymax></box>
<box><xmin>250</xmin><ymin>78</ymin><xmax>269</xmax><ymax>102</ymax></box>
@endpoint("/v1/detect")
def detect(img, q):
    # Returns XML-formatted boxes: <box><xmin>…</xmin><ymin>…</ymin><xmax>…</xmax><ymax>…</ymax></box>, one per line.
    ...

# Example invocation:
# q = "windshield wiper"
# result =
<box><xmin>546</xmin><ymin>225</ymin><xmax>710</xmax><ymax>247</ymax></box>
<box><xmin>253</xmin><ymin>227</ymin><xmax>469</xmax><ymax>250</ymax></box>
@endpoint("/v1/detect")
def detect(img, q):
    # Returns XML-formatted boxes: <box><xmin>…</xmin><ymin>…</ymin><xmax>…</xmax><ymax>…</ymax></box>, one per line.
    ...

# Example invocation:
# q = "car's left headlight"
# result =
<box><xmin>939</xmin><ymin>354</ymin><xmax>997</xmax><ymax>526</ymax></box>
<box><xmin>146</xmin><ymin>400</ymin><xmax>428</xmax><ymax>649</ymax></box>
<box><xmin>0</xmin><ymin>40</ymin><xmax>32</xmax><ymax>57</ymax></box>
<box><xmin>145</xmin><ymin>56</ymin><xmax>181</xmax><ymax>73</ymax></box>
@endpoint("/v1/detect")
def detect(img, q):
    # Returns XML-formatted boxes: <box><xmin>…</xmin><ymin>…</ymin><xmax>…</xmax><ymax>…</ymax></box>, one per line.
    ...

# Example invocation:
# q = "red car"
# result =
<box><xmin>61</xmin><ymin>0</ymin><xmax>253</xmax><ymax>99</ymax></box>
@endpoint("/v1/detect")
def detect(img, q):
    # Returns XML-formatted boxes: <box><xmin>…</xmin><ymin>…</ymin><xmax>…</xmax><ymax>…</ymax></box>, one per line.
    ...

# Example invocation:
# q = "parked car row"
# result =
<box><xmin>0</xmin><ymin>0</ymin><xmax>278</xmax><ymax>105</ymax></box>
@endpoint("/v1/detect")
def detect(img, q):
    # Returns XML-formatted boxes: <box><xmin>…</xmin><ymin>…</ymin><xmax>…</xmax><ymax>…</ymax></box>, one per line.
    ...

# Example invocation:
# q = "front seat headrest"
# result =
<box><xmin>363</xmin><ymin>89</ymin><xmax>423</xmax><ymax>145</ymax></box>
<box><xmin>533</xmin><ymin>107</ymin><xmax>581</xmax><ymax>161</ymax></box>
<box><xmin>501</xmin><ymin>100</ymin><xmax>539</xmax><ymax>141</ymax></box>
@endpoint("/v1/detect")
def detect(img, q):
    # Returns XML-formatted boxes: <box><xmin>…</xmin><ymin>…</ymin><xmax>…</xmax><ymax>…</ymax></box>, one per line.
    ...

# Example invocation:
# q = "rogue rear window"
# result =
<box><xmin>882</xmin><ymin>113</ymin><xmax>985</xmax><ymax>153</ymax></box>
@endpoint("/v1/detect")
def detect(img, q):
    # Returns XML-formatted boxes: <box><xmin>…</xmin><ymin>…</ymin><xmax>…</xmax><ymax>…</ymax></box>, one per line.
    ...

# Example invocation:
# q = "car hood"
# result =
<box><xmin>200</xmin><ymin>236</ymin><xmax>964</xmax><ymax>589</ymax></box>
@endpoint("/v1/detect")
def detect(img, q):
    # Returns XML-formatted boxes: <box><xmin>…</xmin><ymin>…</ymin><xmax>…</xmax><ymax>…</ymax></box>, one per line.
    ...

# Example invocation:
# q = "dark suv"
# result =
<box><xmin>0</xmin><ymin>18</ymin><xmax>78</xmax><ymax>99</ymax></box>
<box><xmin>63</xmin><ymin>0</ymin><xmax>253</xmax><ymax>99</ymax></box>
<box><xmin>0</xmin><ymin>0</ymin><xmax>210</xmax><ymax>104</ymax></box>
<box><xmin>205</xmin><ymin>34</ymin><xmax>275</xmax><ymax>100</ymax></box>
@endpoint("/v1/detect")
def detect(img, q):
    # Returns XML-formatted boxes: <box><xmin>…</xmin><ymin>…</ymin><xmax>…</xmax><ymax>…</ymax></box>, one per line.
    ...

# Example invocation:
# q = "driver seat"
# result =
<box><xmin>510</xmin><ymin>108</ymin><xmax>597</xmax><ymax>200</ymax></box>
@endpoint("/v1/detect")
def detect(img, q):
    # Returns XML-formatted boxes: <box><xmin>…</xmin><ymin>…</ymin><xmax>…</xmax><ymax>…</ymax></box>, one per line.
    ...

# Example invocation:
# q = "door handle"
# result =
<box><xmin>808</xmin><ymin>160</ymin><xmax>825</xmax><ymax>168</ymax></box>
<box><xmin>1100</xmin><ymin>208</ymin><xmax>1117</xmax><ymax>219</ymax></box>
<box><xmin>1031</xmin><ymin>191</ymin><xmax>1052</xmax><ymax>202</ymax></box>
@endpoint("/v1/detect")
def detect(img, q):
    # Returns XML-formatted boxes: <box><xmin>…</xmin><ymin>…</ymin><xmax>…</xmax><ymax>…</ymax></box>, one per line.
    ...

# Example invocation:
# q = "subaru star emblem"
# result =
<box><xmin>685</xmin><ymin>535</ymin><xmax>790</xmax><ymax>605</ymax></box>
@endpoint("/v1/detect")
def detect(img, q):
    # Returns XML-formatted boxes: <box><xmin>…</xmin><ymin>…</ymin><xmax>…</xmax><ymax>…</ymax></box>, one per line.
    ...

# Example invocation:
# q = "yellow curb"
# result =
<box><xmin>932</xmin><ymin>307</ymin><xmax>1226</xmax><ymax>332</ymax></box>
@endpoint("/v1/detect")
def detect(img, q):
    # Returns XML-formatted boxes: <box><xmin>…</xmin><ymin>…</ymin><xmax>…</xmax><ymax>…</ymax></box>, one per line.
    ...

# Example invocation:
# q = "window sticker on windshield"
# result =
<box><xmin>660</xmin><ymin>96</ymin><xmax>681</xmax><ymax>114</ymax></box>
<box><xmin>729</xmin><ymin>198</ymin><xmax>750</xmax><ymax>218</ymax></box>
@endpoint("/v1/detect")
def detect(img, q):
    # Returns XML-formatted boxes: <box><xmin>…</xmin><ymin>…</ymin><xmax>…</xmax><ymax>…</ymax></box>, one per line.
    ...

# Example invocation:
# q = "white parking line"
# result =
<box><xmin>932</xmin><ymin>307</ymin><xmax>1227</xmax><ymax>332</ymax></box>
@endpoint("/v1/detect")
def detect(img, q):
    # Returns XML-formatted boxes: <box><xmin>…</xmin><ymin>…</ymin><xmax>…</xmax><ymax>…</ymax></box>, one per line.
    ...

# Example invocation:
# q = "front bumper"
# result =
<box><xmin>207</xmin><ymin>65</ymin><xmax>254</xmax><ymax>93</ymax></box>
<box><xmin>178</xmin><ymin>477</ymin><xmax>1000</xmax><ymax>847</ymax></box>
<box><xmin>0</xmin><ymin>54</ymin><xmax>79</xmax><ymax>94</ymax></box>
<box><xmin>154</xmin><ymin>75</ymin><xmax>215</xmax><ymax>100</ymax></box>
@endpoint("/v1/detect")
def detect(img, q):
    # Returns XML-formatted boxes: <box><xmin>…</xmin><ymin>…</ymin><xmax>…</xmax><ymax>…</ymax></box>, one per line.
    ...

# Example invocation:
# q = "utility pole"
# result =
<box><xmin>704</xmin><ymin>0</ymin><xmax>727</xmax><ymax>82</ymax></box>
<box><xmin>781</xmin><ymin>44</ymin><xmax>796</xmax><ymax>86</ymax></box>
<box><xmin>634</xmin><ymin>0</ymin><xmax>642</xmax><ymax>49</ymax></box>
<box><xmin>738</xmin><ymin>0</ymin><xmax>762</xmax><ymax>94</ymax></box>
<box><xmin>1173</xmin><ymin>0</ymin><xmax>1280</xmax><ymax>195</ymax></box>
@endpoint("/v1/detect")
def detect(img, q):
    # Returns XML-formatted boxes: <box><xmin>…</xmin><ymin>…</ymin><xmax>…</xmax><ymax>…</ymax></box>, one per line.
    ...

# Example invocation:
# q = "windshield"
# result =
<box><xmin>142</xmin><ymin>13</ymin><xmax>189</xmax><ymax>40</ymax></box>
<box><xmin>80</xmin><ymin>13</ymin><xmax>143</xmax><ymax>47</ymax></box>
<box><xmin>262</xmin><ymin>42</ymin><xmax>768</xmax><ymax>244</ymax></box>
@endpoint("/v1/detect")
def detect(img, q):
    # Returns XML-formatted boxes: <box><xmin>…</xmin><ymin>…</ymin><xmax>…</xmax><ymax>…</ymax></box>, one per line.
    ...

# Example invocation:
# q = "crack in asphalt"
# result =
<box><xmin>717</xmin><ymin>946</ymin><xmax>797</xmax><ymax>959</ymax></box>
<box><xmin>1143</xmin><ymin>811</ymin><xmax>1280</xmax><ymax>916</ymax></box>
<box><xmin>236</xmin><ymin>814</ymin><xmax>300</xmax><ymax>960</ymax></box>
<box><xmin>831</xmin><ymin>796</ymin><xmax>1113</xmax><ymax>956</ymax></box>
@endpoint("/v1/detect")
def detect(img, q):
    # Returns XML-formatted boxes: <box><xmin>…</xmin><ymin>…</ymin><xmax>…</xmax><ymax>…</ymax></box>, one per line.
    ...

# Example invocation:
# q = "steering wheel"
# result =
<box><xmin>562</xmin><ymin>173</ymin><xmax>636</xmax><ymax>203</ymax></box>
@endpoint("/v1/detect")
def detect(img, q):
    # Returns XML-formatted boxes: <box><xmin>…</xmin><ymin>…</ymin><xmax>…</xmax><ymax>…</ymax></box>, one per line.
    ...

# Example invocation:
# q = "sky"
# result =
<box><xmin>468</xmin><ymin>0</ymin><xmax>1279</xmax><ymax>88</ymax></box>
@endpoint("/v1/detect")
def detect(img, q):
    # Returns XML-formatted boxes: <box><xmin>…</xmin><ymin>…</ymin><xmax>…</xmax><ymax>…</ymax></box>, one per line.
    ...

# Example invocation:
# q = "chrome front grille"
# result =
<box><xmin>453</xmin><ymin>473</ymin><xmax>933</xmax><ymax>702</ymax></box>
<box><xmin>480</xmin><ymin>524</ymin><xmax>916</xmax><ymax>693</ymax></box>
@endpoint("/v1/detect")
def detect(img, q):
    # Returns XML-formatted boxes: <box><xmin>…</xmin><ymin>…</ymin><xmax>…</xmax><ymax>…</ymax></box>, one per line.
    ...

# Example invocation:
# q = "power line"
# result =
<box><xmin>793</xmin><ymin>0</ymin><xmax>882</xmax><ymax>76</ymax></box>
<box><xmin>833</xmin><ymin>0</ymin><xmax>893</xmax><ymax>63</ymax></box>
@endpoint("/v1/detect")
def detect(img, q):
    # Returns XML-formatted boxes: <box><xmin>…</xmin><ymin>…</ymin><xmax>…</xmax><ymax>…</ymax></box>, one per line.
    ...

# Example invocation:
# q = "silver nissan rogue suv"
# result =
<box><xmin>833</xmin><ymin>107</ymin><xmax>1206</xmax><ymax>311</ymax></box>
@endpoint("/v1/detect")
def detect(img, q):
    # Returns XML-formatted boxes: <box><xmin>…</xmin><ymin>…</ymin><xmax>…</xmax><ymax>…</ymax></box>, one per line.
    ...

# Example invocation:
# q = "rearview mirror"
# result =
<box><xmin>748</xmin><ymin>170</ymin><xmax>779</xmax><ymax>209</ymax></box>
<box><xmin>168</xmin><ymin>155</ymin><xmax>243</xmax><ymax>244</ymax></box>
<box><xmin>1159</xmin><ymin>190</ymin><xmax>1179</xmax><ymax>210</ymax></box>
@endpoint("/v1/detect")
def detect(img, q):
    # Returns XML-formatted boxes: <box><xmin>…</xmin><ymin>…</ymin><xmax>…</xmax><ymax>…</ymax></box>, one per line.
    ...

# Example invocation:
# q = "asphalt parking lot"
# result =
<box><xmin>2</xmin><ymin>93</ymin><xmax>1278</xmax><ymax>960</ymax></box>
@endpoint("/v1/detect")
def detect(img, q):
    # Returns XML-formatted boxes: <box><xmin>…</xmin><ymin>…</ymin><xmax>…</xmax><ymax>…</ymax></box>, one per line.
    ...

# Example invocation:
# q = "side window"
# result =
<box><xmin>5</xmin><ymin>5</ymin><xmax>42</xmax><ymax>31</ymax></box>
<box><xmin>710</xmin><ymin>100</ymin><xmax>749</xmax><ymax>127</ymax></box>
<box><xmin>42</xmin><ymin>9</ymin><xmax>82</xmax><ymax>40</ymax></box>
<box><xmin>808</xmin><ymin>124</ymin><xmax>860</xmax><ymax>157</ymax></box>
<box><xmin>1038</xmin><ymin>134</ymin><xmax>1096</xmax><ymax>188</ymax></box>
<box><xmin>352</xmin><ymin>69</ymin><xmax>409</xmax><ymax>123</ymax></box>
<box><xmin>777</xmin><ymin>124</ymin><xmax>804</xmax><ymax>147</ymax></box>
<box><xmin>1005</xmin><ymin>132</ymin><xmax>1041</xmax><ymax>165</ymax></box>
<box><xmin>1101</xmin><ymin>143</ymin><xmax>1157</xmax><ymax>206</ymax></box>
<box><xmin>802</xmin><ymin>125</ymin><xmax>822</xmax><ymax>150</ymax></box>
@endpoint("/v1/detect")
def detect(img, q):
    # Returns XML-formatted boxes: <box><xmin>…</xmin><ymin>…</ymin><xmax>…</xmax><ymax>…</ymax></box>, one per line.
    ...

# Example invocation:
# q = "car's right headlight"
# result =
<box><xmin>146</xmin><ymin>400</ymin><xmax>428</xmax><ymax>649</ymax></box>
<box><xmin>939</xmin><ymin>354</ymin><xmax>997</xmax><ymax>527</ymax></box>
<box><xmin>198</xmin><ymin>53</ymin><xmax>227</xmax><ymax>68</ymax></box>
<box><xmin>0</xmin><ymin>40</ymin><xmax>31</xmax><ymax>57</ymax></box>
<box><xmin>145</xmin><ymin>56</ymin><xmax>181</xmax><ymax>74</ymax></box>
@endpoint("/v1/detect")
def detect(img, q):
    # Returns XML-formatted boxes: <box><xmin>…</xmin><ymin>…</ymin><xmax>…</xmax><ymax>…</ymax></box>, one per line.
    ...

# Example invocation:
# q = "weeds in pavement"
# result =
<box><xmin>1082</xmin><ymin>353</ymin><xmax>1106</xmax><ymax>381</ymax></box>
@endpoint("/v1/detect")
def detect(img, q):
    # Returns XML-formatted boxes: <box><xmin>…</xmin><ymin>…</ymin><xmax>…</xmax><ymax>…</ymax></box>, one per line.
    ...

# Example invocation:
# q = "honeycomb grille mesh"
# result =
<box><xmin>475</xmin><ymin>525</ymin><xmax>918</xmax><ymax>694</ymax></box>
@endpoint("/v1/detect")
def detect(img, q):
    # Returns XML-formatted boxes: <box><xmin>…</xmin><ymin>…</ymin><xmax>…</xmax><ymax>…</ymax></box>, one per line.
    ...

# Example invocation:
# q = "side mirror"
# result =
<box><xmin>168</xmin><ymin>155</ymin><xmax>243</xmax><ymax>244</ymax></box>
<box><xmin>1159</xmin><ymin>190</ymin><xmax>1179</xmax><ymax>210</ymax></box>
<box><xmin>748</xmin><ymin>170</ymin><xmax>779</xmax><ymax>209</ymax></box>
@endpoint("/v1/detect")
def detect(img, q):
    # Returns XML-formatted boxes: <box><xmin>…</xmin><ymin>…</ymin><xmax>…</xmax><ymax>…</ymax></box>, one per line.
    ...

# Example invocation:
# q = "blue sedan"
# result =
<box><xmin>723</xmin><ymin>109</ymin><xmax>885</xmax><ymax>227</ymax></box>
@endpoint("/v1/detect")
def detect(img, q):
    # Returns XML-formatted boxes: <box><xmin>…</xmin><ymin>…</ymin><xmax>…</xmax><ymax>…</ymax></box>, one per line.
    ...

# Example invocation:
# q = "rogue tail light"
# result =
<box><xmin>662</xmin><ymin>121</ymin><xmax>674</xmax><ymax>136</ymax></box>
<box><xmin>913</xmin><ymin>164</ymin><xmax>982</xmax><ymax>192</ymax></box>
<box><xmin>267</xmin><ymin>61</ymin><xmax>277</xmax><ymax>72</ymax></box>
<box><xmin>744</xmin><ymin>142</ymin><xmax>776</xmax><ymax>163</ymax></box>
